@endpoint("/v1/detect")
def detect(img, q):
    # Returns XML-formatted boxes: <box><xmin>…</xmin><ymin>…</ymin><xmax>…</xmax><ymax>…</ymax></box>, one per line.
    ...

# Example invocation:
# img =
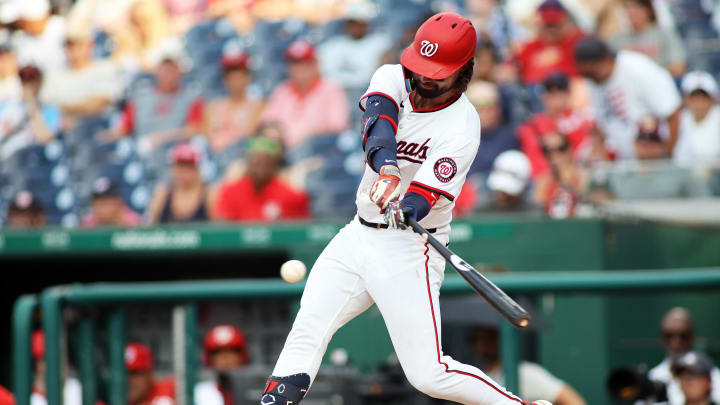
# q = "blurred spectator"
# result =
<box><xmin>649</xmin><ymin>308</ymin><xmax>720</xmax><ymax>405</ymax></box>
<box><xmin>125</xmin><ymin>343</ymin><xmax>176</xmax><ymax>405</ymax></box>
<box><xmin>40</xmin><ymin>27</ymin><xmax>123</xmax><ymax>129</ymax></box>
<box><xmin>203</xmin><ymin>50</ymin><xmax>262</xmax><ymax>153</ymax></box>
<box><xmin>113</xmin><ymin>0</ymin><xmax>173</xmax><ymax>71</ymax></box>
<box><xmin>471</xmin><ymin>326</ymin><xmax>587</xmax><ymax>405</ymax></box>
<box><xmin>0</xmin><ymin>43</ymin><xmax>21</xmax><ymax>101</ymax></box>
<box><xmin>482</xmin><ymin>150</ymin><xmax>535</xmax><ymax>212</ymax></box>
<box><xmin>611</xmin><ymin>0</ymin><xmax>686</xmax><ymax>77</ymax></box>
<box><xmin>195</xmin><ymin>325</ymin><xmax>250</xmax><ymax>405</ymax></box>
<box><xmin>473</xmin><ymin>39</ymin><xmax>500</xmax><ymax>83</ymax></box>
<box><xmin>317</xmin><ymin>2</ymin><xmax>391</xmax><ymax>91</ymax></box>
<box><xmin>0</xmin><ymin>65</ymin><xmax>60</xmax><ymax>159</ymax></box>
<box><xmin>261</xmin><ymin>40</ymin><xmax>350</xmax><ymax>149</ymax></box>
<box><xmin>674</xmin><ymin>71</ymin><xmax>720</xmax><ymax>167</ymax></box>
<box><xmin>0</xmin><ymin>386</ymin><xmax>13</xmax><ymax>405</ymax></box>
<box><xmin>113</xmin><ymin>46</ymin><xmax>203</xmax><ymax>150</ymax></box>
<box><xmin>215</xmin><ymin>137</ymin><xmax>310</xmax><ymax>222</ymax></box>
<box><xmin>517</xmin><ymin>73</ymin><xmax>596</xmax><ymax>178</ymax></box>
<box><xmin>514</xmin><ymin>0</ymin><xmax>585</xmax><ymax>85</ymax></box>
<box><xmin>575</xmin><ymin>36</ymin><xmax>682</xmax><ymax>160</ymax></box>
<box><xmin>673</xmin><ymin>352</ymin><xmax>718</xmax><ymax>405</ymax></box>
<box><xmin>467</xmin><ymin>81</ymin><xmax>520</xmax><ymax>177</ymax></box>
<box><xmin>145</xmin><ymin>143</ymin><xmax>212</xmax><ymax>224</ymax></box>
<box><xmin>7</xmin><ymin>0</ymin><xmax>66</xmax><ymax>71</ymax></box>
<box><xmin>533</xmin><ymin>132</ymin><xmax>585</xmax><ymax>218</ymax></box>
<box><xmin>30</xmin><ymin>331</ymin><xmax>82</xmax><ymax>405</ymax></box>
<box><xmin>6</xmin><ymin>190</ymin><xmax>45</xmax><ymax>228</ymax></box>
<box><xmin>466</xmin><ymin>0</ymin><xmax>526</xmax><ymax>60</ymax></box>
<box><xmin>81</xmin><ymin>177</ymin><xmax>141</xmax><ymax>228</ymax></box>
<box><xmin>453</xmin><ymin>182</ymin><xmax>478</xmax><ymax>218</ymax></box>
<box><xmin>162</xmin><ymin>0</ymin><xmax>208</xmax><ymax>35</ymax></box>
<box><xmin>473</xmin><ymin>38</ymin><xmax>527</xmax><ymax>124</ymax></box>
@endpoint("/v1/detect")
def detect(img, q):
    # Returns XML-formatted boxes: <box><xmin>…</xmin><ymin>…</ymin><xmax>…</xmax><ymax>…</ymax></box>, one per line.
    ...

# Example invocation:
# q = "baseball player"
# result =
<box><xmin>195</xmin><ymin>325</ymin><xmax>250</xmax><ymax>405</ymax></box>
<box><xmin>260</xmin><ymin>12</ymin><xmax>553</xmax><ymax>405</ymax></box>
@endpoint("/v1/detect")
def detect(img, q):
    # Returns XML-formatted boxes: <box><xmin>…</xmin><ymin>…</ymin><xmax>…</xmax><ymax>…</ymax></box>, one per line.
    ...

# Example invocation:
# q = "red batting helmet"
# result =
<box><xmin>203</xmin><ymin>325</ymin><xmax>249</xmax><ymax>365</ymax></box>
<box><xmin>32</xmin><ymin>330</ymin><xmax>44</xmax><ymax>360</ymax></box>
<box><xmin>401</xmin><ymin>12</ymin><xmax>477</xmax><ymax>80</ymax></box>
<box><xmin>125</xmin><ymin>343</ymin><xmax>154</xmax><ymax>372</ymax></box>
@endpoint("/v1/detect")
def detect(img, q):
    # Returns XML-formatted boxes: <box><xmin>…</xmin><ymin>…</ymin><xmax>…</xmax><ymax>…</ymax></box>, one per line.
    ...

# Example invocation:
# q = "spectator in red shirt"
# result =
<box><xmin>517</xmin><ymin>73</ymin><xmax>597</xmax><ymax>178</ymax></box>
<box><xmin>261</xmin><ymin>40</ymin><xmax>350</xmax><ymax>149</ymax></box>
<box><xmin>108</xmin><ymin>46</ymin><xmax>203</xmax><ymax>151</ymax></box>
<box><xmin>126</xmin><ymin>343</ymin><xmax>175</xmax><ymax>405</ymax></box>
<box><xmin>82</xmin><ymin>177</ymin><xmax>141</xmax><ymax>228</ymax></box>
<box><xmin>515</xmin><ymin>0</ymin><xmax>585</xmax><ymax>85</ymax></box>
<box><xmin>195</xmin><ymin>325</ymin><xmax>250</xmax><ymax>405</ymax></box>
<box><xmin>0</xmin><ymin>386</ymin><xmax>13</xmax><ymax>405</ymax></box>
<box><xmin>215</xmin><ymin>137</ymin><xmax>310</xmax><ymax>222</ymax></box>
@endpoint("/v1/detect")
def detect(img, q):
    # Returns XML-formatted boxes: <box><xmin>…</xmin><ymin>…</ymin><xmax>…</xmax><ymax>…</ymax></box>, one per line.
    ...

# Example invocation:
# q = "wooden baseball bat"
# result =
<box><xmin>407</xmin><ymin>217</ymin><xmax>531</xmax><ymax>328</ymax></box>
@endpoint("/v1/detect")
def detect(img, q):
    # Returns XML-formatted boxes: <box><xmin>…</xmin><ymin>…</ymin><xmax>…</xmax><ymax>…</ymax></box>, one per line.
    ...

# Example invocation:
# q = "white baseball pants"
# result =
<box><xmin>272</xmin><ymin>217</ymin><xmax>524</xmax><ymax>405</ymax></box>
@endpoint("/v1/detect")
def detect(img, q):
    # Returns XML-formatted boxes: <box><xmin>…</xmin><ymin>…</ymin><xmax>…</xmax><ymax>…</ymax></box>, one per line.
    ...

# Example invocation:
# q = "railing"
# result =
<box><xmin>12</xmin><ymin>268</ymin><xmax>720</xmax><ymax>405</ymax></box>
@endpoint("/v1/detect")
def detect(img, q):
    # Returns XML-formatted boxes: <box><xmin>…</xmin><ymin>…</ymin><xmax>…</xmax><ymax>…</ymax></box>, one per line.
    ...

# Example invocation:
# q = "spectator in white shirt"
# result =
<box><xmin>674</xmin><ymin>71</ymin><xmax>720</xmax><ymax>167</ymax></box>
<box><xmin>648</xmin><ymin>308</ymin><xmax>720</xmax><ymax>405</ymax></box>
<box><xmin>40</xmin><ymin>26</ymin><xmax>124</xmax><ymax>129</ymax></box>
<box><xmin>316</xmin><ymin>2</ymin><xmax>391</xmax><ymax>92</ymax></box>
<box><xmin>0</xmin><ymin>43</ymin><xmax>21</xmax><ymax>102</ymax></box>
<box><xmin>575</xmin><ymin>36</ymin><xmax>682</xmax><ymax>160</ymax></box>
<box><xmin>8</xmin><ymin>0</ymin><xmax>66</xmax><ymax>72</ymax></box>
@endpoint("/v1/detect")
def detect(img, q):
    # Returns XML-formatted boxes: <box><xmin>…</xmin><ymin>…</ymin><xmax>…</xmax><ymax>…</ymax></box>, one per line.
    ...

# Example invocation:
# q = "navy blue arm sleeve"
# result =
<box><xmin>402</xmin><ymin>192</ymin><xmax>431</xmax><ymax>221</ymax></box>
<box><xmin>362</xmin><ymin>94</ymin><xmax>399</xmax><ymax>173</ymax></box>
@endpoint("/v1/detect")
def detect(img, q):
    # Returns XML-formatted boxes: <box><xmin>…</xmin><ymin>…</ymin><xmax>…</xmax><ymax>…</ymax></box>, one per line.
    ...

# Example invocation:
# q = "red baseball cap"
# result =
<box><xmin>538</xmin><ymin>0</ymin><xmax>567</xmax><ymax>24</ymax></box>
<box><xmin>285</xmin><ymin>40</ymin><xmax>316</xmax><ymax>62</ymax></box>
<box><xmin>221</xmin><ymin>50</ymin><xmax>251</xmax><ymax>70</ymax></box>
<box><xmin>125</xmin><ymin>343</ymin><xmax>154</xmax><ymax>372</ymax></box>
<box><xmin>203</xmin><ymin>324</ymin><xmax>249</xmax><ymax>366</ymax></box>
<box><xmin>32</xmin><ymin>330</ymin><xmax>44</xmax><ymax>360</ymax></box>
<box><xmin>401</xmin><ymin>12</ymin><xmax>477</xmax><ymax>80</ymax></box>
<box><xmin>171</xmin><ymin>142</ymin><xmax>201</xmax><ymax>165</ymax></box>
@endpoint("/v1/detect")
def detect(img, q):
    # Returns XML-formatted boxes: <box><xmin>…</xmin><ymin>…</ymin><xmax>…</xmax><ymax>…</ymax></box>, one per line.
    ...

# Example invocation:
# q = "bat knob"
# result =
<box><xmin>422</xmin><ymin>233</ymin><xmax>428</xmax><ymax>240</ymax></box>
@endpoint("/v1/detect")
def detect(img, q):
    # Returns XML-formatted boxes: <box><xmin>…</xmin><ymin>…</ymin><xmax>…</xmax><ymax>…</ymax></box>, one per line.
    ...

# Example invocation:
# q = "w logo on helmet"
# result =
<box><xmin>419</xmin><ymin>40</ymin><xmax>439</xmax><ymax>57</ymax></box>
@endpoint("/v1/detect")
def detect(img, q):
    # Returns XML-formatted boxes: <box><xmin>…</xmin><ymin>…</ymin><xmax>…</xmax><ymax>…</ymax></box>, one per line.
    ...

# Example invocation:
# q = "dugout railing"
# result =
<box><xmin>12</xmin><ymin>268</ymin><xmax>720</xmax><ymax>405</ymax></box>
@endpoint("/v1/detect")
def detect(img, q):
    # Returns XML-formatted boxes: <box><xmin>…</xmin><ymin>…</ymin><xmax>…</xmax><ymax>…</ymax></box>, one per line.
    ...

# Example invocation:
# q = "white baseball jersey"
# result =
<box><xmin>356</xmin><ymin>64</ymin><xmax>481</xmax><ymax>230</ymax></box>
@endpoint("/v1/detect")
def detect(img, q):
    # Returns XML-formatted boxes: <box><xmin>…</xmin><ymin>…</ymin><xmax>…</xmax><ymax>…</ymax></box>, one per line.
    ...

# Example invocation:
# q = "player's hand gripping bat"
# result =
<box><xmin>406</xmin><ymin>217</ymin><xmax>531</xmax><ymax>328</ymax></box>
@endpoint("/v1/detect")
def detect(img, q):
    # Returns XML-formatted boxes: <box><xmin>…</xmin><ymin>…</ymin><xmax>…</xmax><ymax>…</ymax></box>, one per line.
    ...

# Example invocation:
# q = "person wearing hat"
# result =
<box><xmin>29</xmin><ymin>331</ymin><xmax>82</xmax><ymax>405</ymax></box>
<box><xmin>81</xmin><ymin>177</ymin><xmax>141</xmax><ymax>228</ymax></box>
<box><xmin>260</xmin><ymin>39</ymin><xmax>350</xmax><ymax>149</ymax></box>
<box><xmin>0</xmin><ymin>64</ymin><xmax>60</xmax><ymax>160</ymax></box>
<box><xmin>6</xmin><ymin>190</ymin><xmax>45</xmax><ymax>228</ymax></box>
<box><xmin>39</xmin><ymin>25</ymin><xmax>123</xmax><ymax>126</ymax></box>
<box><xmin>574</xmin><ymin>36</ymin><xmax>682</xmax><ymax>160</ymax></box>
<box><xmin>517</xmin><ymin>72</ymin><xmax>598</xmax><ymax>178</ymax></box>
<box><xmin>673</xmin><ymin>71</ymin><xmax>720</xmax><ymax>166</ymax></box>
<box><xmin>316</xmin><ymin>2</ymin><xmax>391</xmax><ymax>90</ymax></box>
<box><xmin>260</xmin><ymin>11</ymin><xmax>553</xmax><ymax>405</ymax></box>
<box><xmin>110</xmin><ymin>38</ymin><xmax>203</xmax><ymax>151</ymax></box>
<box><xmin>145</xmin><ymin>142</ymin><xmax>212</xmax><ymax>224</ymax></box>
<box><xmin>7</xmin><ymin>0</ymin><xmax>66</xmax><ymax>72</ymax></box>
<box><xmin>125</xmin><ymin>343</ymin><xmax>176</xmax><ymax>405</ymax></box>
<box><xmin>202</xmin><ymin>49</ymin><xmax>263</xmax><ymax>153</ymax></box>
<box><xmin>673</xmin><ymin>352</ymin><xmax>719</xmax><ymax>405</ymax></box>
<box><xmin>0</xmin><ymin>43</ymin><xmax>21</xmax><ymax>102</ymax></box>
<box><xmin>0</xmin><ymin>385</ymin><xmax>13</xmax><ymax>405</ymax></box>
<box><xmin>610</xmin><ymin>0</ymin><xmax>686</xmax><ymax>77</ymax></box>
<box><xmin>514</xmin><ymin>0</ymin><xmax>586</xmax><ymax>85</ymax></box>
<box><xmin>482</xmin><ymin>150</ymin><xmax>538</xmax><ymax>213</ymax></box>
<box><xmin>215</xmin><ymin>137</ymin><xmax>310</xmax><ymax>222</ymax></box>
<box><xmin>194</xmin><ymin>325</ymin><xmax>250</xmax><ymax>405</ymax></box>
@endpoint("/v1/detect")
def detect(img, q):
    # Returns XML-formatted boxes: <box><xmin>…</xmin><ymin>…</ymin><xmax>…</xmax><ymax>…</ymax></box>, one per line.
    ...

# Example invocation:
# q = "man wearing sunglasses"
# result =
<box><xmin>647</xmin><ymin>308</ymin><xmax>720</xmax><ymax>405</ymax></box>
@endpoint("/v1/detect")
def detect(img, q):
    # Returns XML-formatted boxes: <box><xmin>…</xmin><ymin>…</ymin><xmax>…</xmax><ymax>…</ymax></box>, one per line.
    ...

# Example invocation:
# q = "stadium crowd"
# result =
<box><xmin>1</xmin><ymin>0</ymin><xmax>720</xmax><ymax>228</ymax></box>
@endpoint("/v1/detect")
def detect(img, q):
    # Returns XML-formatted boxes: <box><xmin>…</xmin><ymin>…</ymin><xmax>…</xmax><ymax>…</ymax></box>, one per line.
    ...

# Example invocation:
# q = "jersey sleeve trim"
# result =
<box><xmin>359</xmin><ymin>91</ymin><xmax>400</xmax><ymax>112</ymax></box>
<box><xmin>406</xmin><ymin>184</ymin><xmax>440</xmax><ymax>208</ymax></box>
<box><xmin>409</xmin><ymin>181</ymin><xmax>455</xmax><ymax>202</ymax></box>
<box><xmin>378</xmin><ymin>114</ymin><xmax>398</xmax><ymax>133</ymax></box>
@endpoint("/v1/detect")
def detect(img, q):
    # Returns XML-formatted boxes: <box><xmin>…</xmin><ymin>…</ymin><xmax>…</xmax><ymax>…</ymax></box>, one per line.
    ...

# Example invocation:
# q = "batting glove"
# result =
<box><xmin>370</xmin><ymin>165</ymin><xmax>401</xmax><ymax>212</ymax></box>
<box><xmin>384</xmin><ymin>201</ymin><xmax>415</xmax><ymax>230</ymax></box>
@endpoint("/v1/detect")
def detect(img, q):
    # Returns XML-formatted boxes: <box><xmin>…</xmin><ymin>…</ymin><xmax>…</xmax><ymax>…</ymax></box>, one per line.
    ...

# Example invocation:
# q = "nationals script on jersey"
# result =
<box><xmin>357</xmin><ymin>64</ymin><xmax>481</xmax><ymax>231</ymax></box>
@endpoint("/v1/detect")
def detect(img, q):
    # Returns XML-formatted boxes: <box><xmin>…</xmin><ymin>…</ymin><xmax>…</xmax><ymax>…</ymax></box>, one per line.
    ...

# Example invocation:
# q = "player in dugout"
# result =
<box><xmin>195</xmin><ymin>325</ymin><xmax>250</xmax><ymax>405</ymax></box>
<box><xmin>125</xmin><ymin>343</ymin><xmax>175</xmax><ymax>405</ymax></box>
<box><xmin>259</xmin><ymin>12</ymin><xmax>553</xmax><ymax>405</ymax></box>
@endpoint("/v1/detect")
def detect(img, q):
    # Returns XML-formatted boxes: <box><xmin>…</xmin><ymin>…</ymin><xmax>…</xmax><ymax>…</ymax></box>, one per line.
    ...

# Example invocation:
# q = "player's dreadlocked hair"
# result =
<box><xmin>453</xmin><ymin>59</ymin><xmax>474</xmax><ymax>94</ymax></box>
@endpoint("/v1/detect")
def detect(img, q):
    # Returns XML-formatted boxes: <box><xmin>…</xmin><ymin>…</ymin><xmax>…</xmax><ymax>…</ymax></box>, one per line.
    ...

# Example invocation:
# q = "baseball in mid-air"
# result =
<box><xmin>280</xmin><ymin>260</ymin><xmax>307</xmax><ymax>283</ymax></box>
